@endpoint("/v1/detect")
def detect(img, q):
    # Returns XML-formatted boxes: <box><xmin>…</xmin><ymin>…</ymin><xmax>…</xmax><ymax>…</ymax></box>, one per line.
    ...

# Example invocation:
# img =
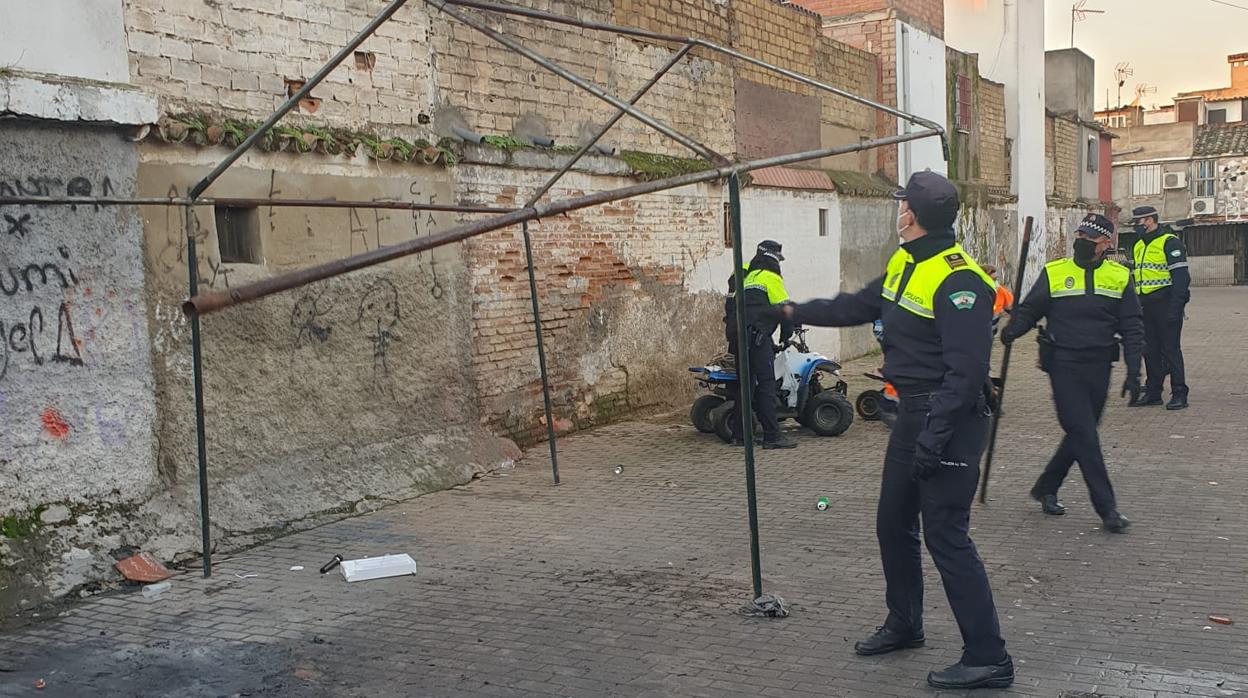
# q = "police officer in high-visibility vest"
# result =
<box><xmin>1001</xmin><ymin>214</ymin><xmax>1143</xmax><ymax>532</ymax></box>
<box><xmin>1129</xmin><ymin>206</ymin><xmax>1191</xmax><ymax>410</ymax></box>
<box><xmin>725</xmin><ymin>240</ymin><xmax>797</xmax><ymax>449</ymax></box>
<box><xmin>765</xmin><ymin>171</ymin><xmax>1012</xmax><ymax>690</ymax></box>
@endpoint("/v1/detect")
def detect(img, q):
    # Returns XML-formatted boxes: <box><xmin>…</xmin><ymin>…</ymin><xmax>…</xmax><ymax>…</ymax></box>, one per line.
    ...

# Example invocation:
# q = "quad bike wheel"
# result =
<box><xmin>691</xmin><ymin>395</ymin><xmax>724</xmax><ymax>433</ymax></box>
<box><xmin>855</xmin><ymin>390</ymin><xmax>883</xmax><ymax>421</ymax></box>
<box><xmin>712</xmin><ymin>401</ymin><xmax>760</xmax><ymax>444</ymax></box>
<box><xmin>804</xmin><ymin>391</ymin><xmax>854</xmax><ymax>436</ymax></box>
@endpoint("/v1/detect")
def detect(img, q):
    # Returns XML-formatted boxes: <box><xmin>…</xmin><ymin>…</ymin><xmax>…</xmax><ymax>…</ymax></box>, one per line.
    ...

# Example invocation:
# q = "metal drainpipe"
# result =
<box><xmin>900</xmin><ymin>23</ymin><xmax>912</xmax><ymax>181</ymax></box>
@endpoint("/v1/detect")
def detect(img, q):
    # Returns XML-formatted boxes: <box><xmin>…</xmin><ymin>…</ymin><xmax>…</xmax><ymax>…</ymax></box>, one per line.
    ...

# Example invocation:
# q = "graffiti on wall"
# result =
<box><xmin>1220</xmin><ymin>160</ymin><xmax>1248</xmax><ymax>222</ymax></box>
<box><xmin>356</xmin><ymin>279</ymin><xmax>400</xmax><ymax>399</ymax></box>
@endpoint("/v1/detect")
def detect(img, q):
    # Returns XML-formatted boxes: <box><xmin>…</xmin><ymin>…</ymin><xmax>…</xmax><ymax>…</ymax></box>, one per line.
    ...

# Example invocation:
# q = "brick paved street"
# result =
<box><xmin>2</xmin><ymin>287</ymin><xmax>1246</xmax><ymax>698</ymax></box>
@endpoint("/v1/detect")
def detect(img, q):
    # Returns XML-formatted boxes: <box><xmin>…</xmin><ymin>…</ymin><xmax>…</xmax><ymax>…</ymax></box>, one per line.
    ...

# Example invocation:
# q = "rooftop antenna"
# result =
<box><xmin>1072</xmin><ymin>1</ymin><xmax>1105</xmax><ymax>48</ymax></box>
<box><xmin>1115</xmin><ymin>63</ymin><xmax>1134</xmax><ymax>108</ymax></box>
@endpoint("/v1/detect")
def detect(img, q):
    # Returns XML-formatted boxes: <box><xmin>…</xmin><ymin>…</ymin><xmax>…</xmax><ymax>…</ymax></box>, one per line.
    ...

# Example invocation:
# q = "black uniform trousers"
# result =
<box><xmin>1033</xmin><ymin>358</ymin><xmax>1117</xmax><ymax>518</ymax></box>
<box><xmin>1141</xmin><ymin>300</ymin><xmax>1186</xmax><ymax>396</ymax></box>
<box><xmin>728</xmin><ymin>332</ymin><xmax>781</xmax><ymax>442</ymax></box>
<box><xmin>878</xmin><ymin>391</ymin><xmax>1006</xmax><ymax>667</ymax></box>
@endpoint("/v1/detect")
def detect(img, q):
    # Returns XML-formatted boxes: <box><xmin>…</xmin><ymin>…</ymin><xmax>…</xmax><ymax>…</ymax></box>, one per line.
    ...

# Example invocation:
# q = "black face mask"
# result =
<box><xmin>1073</xmin><ymin>238</ymin><xmax>1100</xmax><ymax>264</ymax></box>
<box><xmin>1134</xmin><ymin>224</ymin><xmax>1147</xmax><ymax>235</ymax></box>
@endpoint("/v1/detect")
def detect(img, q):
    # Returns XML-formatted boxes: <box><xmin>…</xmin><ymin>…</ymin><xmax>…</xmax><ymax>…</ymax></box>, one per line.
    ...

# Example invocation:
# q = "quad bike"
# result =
<box><xmin>688</xmin><ymin>327</ymin><xmax>854</xmax><ymax>441</ymax></box>
<box><xmin>855</xmin><ymin>372</ymin><xmax>899</xmax><ymax>427</ymax></box>
<box><xmin>855</xmin><ymin>373</ymin><xmax>1004</xmax><ymax>430</ymax></box>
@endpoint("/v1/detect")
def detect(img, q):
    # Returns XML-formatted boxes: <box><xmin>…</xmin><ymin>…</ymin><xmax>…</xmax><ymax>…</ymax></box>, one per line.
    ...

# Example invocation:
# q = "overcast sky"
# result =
<box><xmin>1044</xmin><ymin>0</ymin><xmax>1247</xmax><ymax>110</ymax></box>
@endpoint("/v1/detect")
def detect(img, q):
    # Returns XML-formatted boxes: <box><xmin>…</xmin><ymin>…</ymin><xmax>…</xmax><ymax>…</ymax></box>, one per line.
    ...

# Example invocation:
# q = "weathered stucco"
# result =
<box><xmin>0</xmin><ymin>122</ymin><xmax>159</xmax><ymax>614</ymax></box>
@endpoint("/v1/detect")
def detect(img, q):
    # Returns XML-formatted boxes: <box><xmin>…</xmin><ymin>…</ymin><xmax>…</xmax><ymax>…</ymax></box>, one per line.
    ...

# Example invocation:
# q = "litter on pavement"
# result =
<box><xmin>340</xmin><ymin>554</ymin><xmax>418</xmax><ymax>582</ymax></box>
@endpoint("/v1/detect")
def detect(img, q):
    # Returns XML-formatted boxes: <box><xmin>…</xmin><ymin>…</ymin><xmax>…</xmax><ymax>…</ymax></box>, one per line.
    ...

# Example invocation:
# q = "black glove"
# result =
<box><xmin>1000</xmin><ymin>329</ymin><xmax>1018</xmax><ymax>346</ymax></box>
<box><xmin>773</xmin><ymin>343</ymin><xmax>785</xmax><ymax>353</ymax></box>
<box><xmin>914</xmin><ymin>443</ymin><xmax>942</xmax><ymax>481</ymax></box>
<box><xmin>1121</xmin><ymin>374</ymin><xmax>1141</xmax><ymax>403</ymax></box>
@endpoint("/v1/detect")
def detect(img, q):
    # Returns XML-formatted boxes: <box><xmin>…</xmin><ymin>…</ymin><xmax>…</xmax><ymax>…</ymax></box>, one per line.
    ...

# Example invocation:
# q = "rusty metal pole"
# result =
<box><xmin>185</xmin><ymin>205</ymin><xmax>213</xmax><ymax>577</ymax></box>
<box><xmin>521</xmin><ymin>221</ymin><xmax>560</xmax><ymax>485</ymax></box>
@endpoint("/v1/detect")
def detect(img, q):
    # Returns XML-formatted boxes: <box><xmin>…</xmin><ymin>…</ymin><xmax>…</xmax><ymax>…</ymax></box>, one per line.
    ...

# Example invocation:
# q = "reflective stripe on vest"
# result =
<box><xmin>1133</xmin><ymin>233</ymin><xmax>1177</xmax><ymax>295</ymax></box>
<box><xmin>1046</xmin><ymin>258</ymin><xmax>1131</xmax><ymax>300</ymax></box>
<box><xmin>880</xmin><ymin>244</ymin><xmax>995</xmax><ymax>319</ymax></box>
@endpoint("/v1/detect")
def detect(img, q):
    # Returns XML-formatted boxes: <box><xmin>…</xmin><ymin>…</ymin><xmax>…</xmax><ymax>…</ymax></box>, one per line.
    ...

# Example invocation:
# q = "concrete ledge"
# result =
<box><xmin>0</xmin><ymin>71</ymin><xmax>158</xmax><ymax>126</ymax></box>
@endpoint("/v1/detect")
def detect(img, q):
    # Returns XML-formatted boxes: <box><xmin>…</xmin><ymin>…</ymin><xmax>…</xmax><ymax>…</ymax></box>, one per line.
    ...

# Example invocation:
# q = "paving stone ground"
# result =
<box><xmin>2</xmin><ymin>287</ymin><xmax>1246</xmax><ymax>698</ymax></box>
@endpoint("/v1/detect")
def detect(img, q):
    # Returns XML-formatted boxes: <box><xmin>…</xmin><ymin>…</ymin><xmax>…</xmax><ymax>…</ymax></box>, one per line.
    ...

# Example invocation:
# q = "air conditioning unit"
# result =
<box><xmin>1191</xmin><ymin>197</ymin><xmax>1216</xmax><ymax>216</ymax></box>
<box><xmin>1163</xmin><ymin>172</ymin><xmax>1188</xmax><ymax>189</ymax></box>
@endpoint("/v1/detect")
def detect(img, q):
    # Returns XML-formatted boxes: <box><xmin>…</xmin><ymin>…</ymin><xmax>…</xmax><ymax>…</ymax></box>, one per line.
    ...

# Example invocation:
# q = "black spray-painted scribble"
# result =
<box><xmin>0</xmin><ymin>246</ymin><xmax>79</xmax><ymax>297</ymax></box>
<box><xmin>357</xmin><ymin>279</ymin><xmax>400</xmax><ymax>397</ymax></box>
<box><xmin>3</xmin><ymin>213</ymin><xmax>33</xmax><ymax>238</ymax></box>
<box><xmin>0</xmin><ymin>302</ymin><xmax>84</xmax><ymax>381</ymax></box>
<box><xmin>292</xmin><ymin>291</ymin><xmax>333</xmax><ymax>346</ymax></box>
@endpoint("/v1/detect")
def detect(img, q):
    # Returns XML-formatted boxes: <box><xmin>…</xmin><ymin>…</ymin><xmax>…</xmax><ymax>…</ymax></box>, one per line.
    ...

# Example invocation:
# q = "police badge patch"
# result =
<box><xmin>944</xmin><ymin>253</ymin><xmax>968</xmax><ymax>269</ymax></box>
<box><xmin>949</xmin><ymin>290</ymin><xmax>978</xmax><ymax>311</ymax></box>
<box><xmin>1065</xmin><ymin>276</ymin><xmax>1075</xmax><ymax>289</ymax></box>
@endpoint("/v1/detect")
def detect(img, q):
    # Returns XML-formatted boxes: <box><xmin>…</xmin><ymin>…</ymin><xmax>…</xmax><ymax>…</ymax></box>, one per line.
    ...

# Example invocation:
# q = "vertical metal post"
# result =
<box><xmin>185</xmin><ymin>205</ymin><xmax>213</xmax><ymax>576</ymax></box>
<box><xmin>523</xmin><ymin>222</ymin><xmax>560</xmax><ymax>485</ymax></box>
<box><xmin>728</xmin><ymin>175</ymin><xmax>763</xmax><ymax>599</ymax></box>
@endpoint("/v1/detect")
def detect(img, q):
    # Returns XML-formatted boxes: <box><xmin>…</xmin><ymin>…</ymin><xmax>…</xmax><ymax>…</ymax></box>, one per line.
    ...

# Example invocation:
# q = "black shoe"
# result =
<box><xmin>1103</xmin><ymin>512</ymin><xmax>1132</xmax><ymax>533</ymax></box>
<box><xmin>927</xmin><ymin>656</ymin><xmax>1014</xmax><ymax>690</ymax></box>
<box><xmin>854</xmin><ymin>626</ymin><xmax>925</xmax><ymax>656</ymax></box>
<box><xmin>1165</xmin><ymin>393</ymin><xmax>1189</xmax><ymax>410</ymax></box>
<box><xmin>1040</xmin><ymin>494</ymin><xmax>1066</xmax><ymax>516</ymax></box>
<box><xmin>761</xmin><ymin>435</ymin><xmax>797</xmax><ymax>450</ymax></box>
<box><xmin>1131</xmin><ymin>393</ymin><xmax>1163</xmax><ymax>407</ymax></box>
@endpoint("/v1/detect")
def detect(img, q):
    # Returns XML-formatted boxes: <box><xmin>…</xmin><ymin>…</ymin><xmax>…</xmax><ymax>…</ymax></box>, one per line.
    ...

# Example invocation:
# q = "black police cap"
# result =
<box><xmin>893</xmin><ymin>170</ymin><xmax>959</xmax><ymax>229</ymax></box>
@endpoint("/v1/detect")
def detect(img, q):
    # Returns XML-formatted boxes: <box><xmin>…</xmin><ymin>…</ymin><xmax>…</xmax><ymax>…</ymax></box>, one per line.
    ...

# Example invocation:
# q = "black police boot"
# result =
<box><xmin>1040</xmin><ymin>494</ymin><xmax>1066</xmax><ymax>516</ymax></box>
<box><xmin>761</xmin><ymin>434</ymin><xmax>797</xmax><ymax>450</ymax></box>
<box><xmin>854</xmin><ymin>626</ymin><xmax>925</xmax><ymax>656</ymax></box>
<box><xmin>927</xmin><ymin>655</ymin><xmax>1015</xmax><ymax>690</ymax></box>
<box><xmin>1103</xmin><ymin>512</ymin><xmax>1132</xmax><ymax>533</ymax></box>
<box><xmin>1166</xmin><ymin>390</ymin><xmax>1189</xmax><ymax>411</ymax></box>
<box><xmin>1131</xmin><ymin>391</ymin><xmax>1163</xmax><ymax>407</ymax></box>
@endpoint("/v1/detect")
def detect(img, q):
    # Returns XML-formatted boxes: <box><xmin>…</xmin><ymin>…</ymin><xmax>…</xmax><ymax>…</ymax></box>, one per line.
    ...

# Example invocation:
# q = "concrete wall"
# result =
<box><xmin>0</xmin><ymin>0</ymin><xmax>130</xmax><ymax>83</ymax></box>
<box><xmin>134</xmin><ymin>147</ymin><xmax>509</xmax><ymax>537</ymax></box>
<box><xmin>1045</xmin><ymin>49</ymin><xmax>1095</xmax><ymax>121</ymax></box>
<box><xmin>738</xmin><ymin>187</ymin><xmax>843</xmax><ymax>359</ymax></box>
<box><xmin>1188</xmin><ymin>255</ymin><xmax>1236</xmax><ymax>286</ymax></box>
<box><xmin>1217</xmin><ymin>155</ymin><xmax>1248</xmax><ymax>220</ymax></box>
<box><xmin>896</xmin><ymin>21</ymin><xmax>947</xmax><ymax>180</ymax></box>
<box><xmin>946</xmin><ymin>0</ymin><xmax>1048</xmax><ymax>287</ymax></box>
<box><xmin>0</xmin><ymin>122</ymin><xmax>157</xmax><ymax>614</ymax></box>
<box><xmin>836</xmin><ymin>197</ymin><xmax>897</xmax><ymax>359</ymax></box>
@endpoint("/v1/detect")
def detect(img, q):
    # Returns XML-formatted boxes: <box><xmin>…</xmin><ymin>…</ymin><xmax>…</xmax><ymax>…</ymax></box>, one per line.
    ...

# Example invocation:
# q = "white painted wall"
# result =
<box><xmin>1206</xmin><ymin>99</ymin><xmax>1244</xmax><ymax>124</ymax></box>
<box><xmin>947</xmin><ymin>0</ymin><xmax>1047</xmax><ymax>286</ymax></box>
<box><xmin>690</xmin><ymin>187</ymin><xmax>846</xmax><ymax>360</ymax></box>
<box><xmin>1144</xmin><ymin>109</ymin><xmax>1176</xmax><ymax>125</ymax></box>
<box><xmin>896</xmin><ymin>21</ymin><xmax>949</xmax><ymax>181</ymax></box>
<box><xmin>0</xmin><ymin>0</ymin><xmax>129</xmax><ymax>83</ymax></box>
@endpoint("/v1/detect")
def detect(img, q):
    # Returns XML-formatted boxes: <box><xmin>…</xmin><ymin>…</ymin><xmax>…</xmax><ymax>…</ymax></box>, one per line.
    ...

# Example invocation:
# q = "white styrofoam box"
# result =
<box><xmin>340</xmin><ymin>554</ymin><xmax>418</xmax><ymax>583</ymax></box>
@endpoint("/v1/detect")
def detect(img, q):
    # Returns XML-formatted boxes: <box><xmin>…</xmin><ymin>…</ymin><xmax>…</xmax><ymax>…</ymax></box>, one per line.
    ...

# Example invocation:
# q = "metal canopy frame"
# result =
<box><xmin>0</xmin><ymin>0</ymin><xmax>945</xmax><ymax>597</ymax></box>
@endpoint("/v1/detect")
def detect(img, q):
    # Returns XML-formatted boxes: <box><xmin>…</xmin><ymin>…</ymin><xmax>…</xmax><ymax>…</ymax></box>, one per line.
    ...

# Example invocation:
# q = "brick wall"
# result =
<box><xmin>454</xmin><ymin>166</ymin><xmax>724</xmax><ymax>444</ymax></box>
<box><xmin>731</xmin><ymin>0</ymin><xmax>819</xmax><ymax>96</ymax></box>
<box><xmin>979</xmin><ymin>80</ymin><xmax>1009</xmax><ymax>190</ymax></box>
<box><xmin>827</xmin><ymin>16</ymin><xmax>896</xmax><ymax>177</ymax></box>
<box><xmin>1051</xmin><ymin>116</ymin><xmax>1080</xmax><ymax>202</ymax></box>
<box><xmin>613</xmin><ymin>0</ymin><xmax>730</xmax><ymax>45</ymax></box>
<box><xmin>124</xmin><ymin>0</ymin><xmax>438</xmax><ymax>130</ymax></box>
<box><xmin>817</xmin><ymin>37</ymin><xmax>877</xmax><ymax>133</ymax></box>
<box><xmin>792</xmin><ymin>0</ymin><xmax>942</xmax><ymax>36</ymax></box>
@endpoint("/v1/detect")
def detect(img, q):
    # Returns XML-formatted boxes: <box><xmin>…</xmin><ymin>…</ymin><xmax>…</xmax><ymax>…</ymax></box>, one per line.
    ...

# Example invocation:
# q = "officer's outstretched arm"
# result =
<box><xmin>917</xmin><ymin>272</ymin><xmax>993</xmax><ymax>456</ymax></box>
<box><xmin>1118</xmin><ymin>283</ymin><xmax>1145</xmax><ymax>378</ymax></box>
<box><xmin>789</xmin><ymin>276</ymin><xmax>885</xmax><ymax>328</ymax></box>
<box><xmin>1000</xmin><ymin>269</ymin><xmax>1052</xmax><ymax>344</ymax></box>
